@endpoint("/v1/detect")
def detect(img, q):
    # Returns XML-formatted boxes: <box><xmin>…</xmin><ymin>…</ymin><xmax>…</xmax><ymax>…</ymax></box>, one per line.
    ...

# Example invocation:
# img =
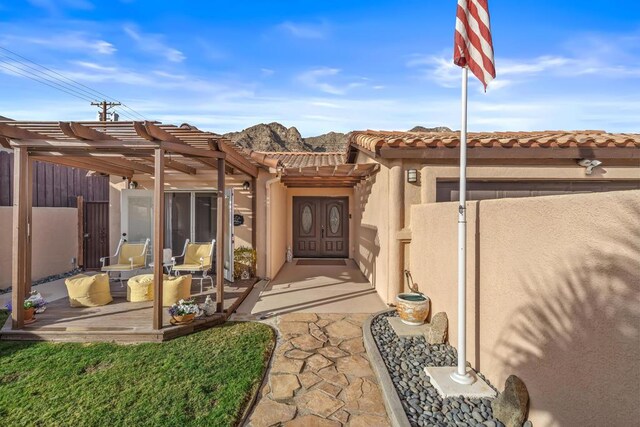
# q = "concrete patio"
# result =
<box><xmin>234</xmin><ymin>259</ymin><xmax>387</xmax><ymax>318</ymax></box>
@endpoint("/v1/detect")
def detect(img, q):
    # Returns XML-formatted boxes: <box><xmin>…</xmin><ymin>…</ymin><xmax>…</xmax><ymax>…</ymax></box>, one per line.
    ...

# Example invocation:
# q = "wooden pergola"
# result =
<box><xmin>0</xmin><ymin>120</ymin><xmax>261</xmax><ymax>332</ymax></box>
<box><xmin>280</xmin><ymin>164</ymin><xmax>379</xmax><ymax>187</ymax></box>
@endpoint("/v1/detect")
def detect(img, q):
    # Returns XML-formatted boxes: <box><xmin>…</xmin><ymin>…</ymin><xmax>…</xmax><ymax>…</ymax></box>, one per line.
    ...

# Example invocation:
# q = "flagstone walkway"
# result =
<box><xmin>246</xmin><ymin>313</ymin><xmax>391</xmax><ymax>427</ymax></box>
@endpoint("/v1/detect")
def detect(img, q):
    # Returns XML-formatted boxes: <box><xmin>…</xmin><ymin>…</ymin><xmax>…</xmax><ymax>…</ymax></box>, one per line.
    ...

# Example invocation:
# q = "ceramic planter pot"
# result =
<box><xmin>396</xmin><ymin>293</ymin><xmax>430</xmax><ymax>325</ymax></box>
<box><xmin>172</xmin><ymin>313</ymin><xmax>195</xmax><ymax>324</ymax></box>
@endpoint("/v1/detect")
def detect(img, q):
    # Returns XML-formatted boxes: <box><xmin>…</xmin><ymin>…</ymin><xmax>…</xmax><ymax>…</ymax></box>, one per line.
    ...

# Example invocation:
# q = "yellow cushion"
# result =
<box><xmin>184</xmin><ymin>243</ymin><xmax>212</xmax><ymax>268</ymax></box>
<box><xmin>102</xmin><ymin>263</ymin><xmax>145</xmax><ymax>272</ymax></box>
<box><xmin>162</xmin><ymin>275</ymin><xmax>192</xmax><ymax>306</ymax></box>
<box><xmin>127</xmin><ymin>274</ymin><xmax>169</xmax><ymax>302</ymax></box>
<box><xmin>172</xmin><ymin>263</ymin><xmax>207</xmax><ymax>271</ymax></box>
<box><xmin>65</xmin><ymin>274</ymin><xmax>112</xmax><ymax>307</ymax></box>
<box><xmin>118</xmin><ymin>243</ymin><xmax>147</xmax><ymax>267</ymax></box>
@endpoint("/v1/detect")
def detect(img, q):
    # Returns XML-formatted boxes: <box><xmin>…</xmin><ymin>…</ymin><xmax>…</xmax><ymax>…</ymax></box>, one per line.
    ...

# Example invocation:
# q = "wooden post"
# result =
<box><xmin>77</xmin><ymin>195</ymin><xmax>84</xmax><ymax>268</ymax></box>
<box><xmin>11</xmin><ymin>147</ymin><xmax>30</xmax><ymax>329</ymax></box>
<box><xmin>251</xmin><ymin>176</ymin><xmax>257</xmax><ymax>252</ymax></box>
<box><xmin>216</xmin><ymin>158</ymin><xmax>225</xmax><ymax>313</ymax></box>
<box><xmin>152</xmin><ymin>148</ymin><xmax>165</xmax><ymax>330</ymax></box>
<box><xmin>25</xmin><ymin>158</ymin><xmax>33</xmax><ymax>295</ymax></box>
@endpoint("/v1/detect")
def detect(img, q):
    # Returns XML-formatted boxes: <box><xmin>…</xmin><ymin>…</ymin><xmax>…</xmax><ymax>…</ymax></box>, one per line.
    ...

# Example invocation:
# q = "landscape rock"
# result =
<box><xmin>270</xmin><ymin>374</ymin><xmax>301</xmax><ymax>400</ymax></box>
<box><xmin>296</xmin><ymin>389</ymin><xmax>345</xmax><ymax>418</ymax></box>
<box><xmin>249</xmin><ymin>400</ymin><xmax>296</xmax><ymax>427</ymax></box>
<box><xmin>284</xmin><ymin>414</ymin><xmax>340</xmax><ymax>427</ymax></box>
<box><xmin>424</xmin><ymin>312</ymin><xmax>448</xmax><ymax>344</ymax></box>
<box><xmin>491</xmin><ymin>375</ymin><xmax>529</xmax><ymax>427</ymax></box>
<box><xmin>325</xmin><ymin>320</ymin><xmax>362</xmax><ymax>340</ymax></box>
<box><xmin>290</xmin><ymin>334</ymin><xmax>324</xmax><ymax>351</ymax></box>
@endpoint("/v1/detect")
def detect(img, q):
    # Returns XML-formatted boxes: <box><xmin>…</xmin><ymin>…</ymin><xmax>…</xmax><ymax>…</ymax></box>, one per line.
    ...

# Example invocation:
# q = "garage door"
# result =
<box><xmin>436</xmin><ymin>180</ymin><xmax>640</xmax><ymax>202</ymax></box>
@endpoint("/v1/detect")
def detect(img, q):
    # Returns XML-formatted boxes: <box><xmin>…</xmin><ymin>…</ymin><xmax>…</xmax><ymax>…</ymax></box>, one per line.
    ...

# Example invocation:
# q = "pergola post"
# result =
<box><xmin>152</xmin><ymin>148</ymin><xmax>165</xmax><ymax>330</ymax></box>
<box><xmin>216</xmin><ymin>158</ymin><xmax>225</xmax><ymax>313</ymax></box>
<box><xmin>11</xmin><ymin>147</ymin><xmax>31</xmax><ymax>329</ymax></box>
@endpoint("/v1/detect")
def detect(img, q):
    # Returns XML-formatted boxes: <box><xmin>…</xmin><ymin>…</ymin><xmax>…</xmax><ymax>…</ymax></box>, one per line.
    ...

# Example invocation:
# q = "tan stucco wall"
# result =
<box><xmin>354</xmin><ymin>153</ymin><xmax>391</xmax><ymax>303</ymax></box>
<box><xmin>410</xmin><ymin>190</ymin><xmax>640</xmax><ymax>427</ymax></box>
<box><xmin>0</xmin><ymin>207</ymin><xmax>78</xmax><ymax>289</ymax></box>
<box><xmin>268</xmin><ymin>179</ymin><xmax>287</xmax><ymax>278</ymax></box>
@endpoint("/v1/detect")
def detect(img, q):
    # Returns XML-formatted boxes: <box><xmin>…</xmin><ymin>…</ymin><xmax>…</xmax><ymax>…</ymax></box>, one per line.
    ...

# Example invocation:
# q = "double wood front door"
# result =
<box><xmin>293</xmin><ymin>197</ymin><xmax>349</xmax><ymax>258</ymax></box>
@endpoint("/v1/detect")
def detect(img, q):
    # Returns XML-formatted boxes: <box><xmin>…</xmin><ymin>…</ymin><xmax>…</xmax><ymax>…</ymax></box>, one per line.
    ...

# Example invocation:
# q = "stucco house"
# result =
<box><xmin>1</xmin><ymin>121</ymin><xmax>638</xmax><ymax>426</ymax></box>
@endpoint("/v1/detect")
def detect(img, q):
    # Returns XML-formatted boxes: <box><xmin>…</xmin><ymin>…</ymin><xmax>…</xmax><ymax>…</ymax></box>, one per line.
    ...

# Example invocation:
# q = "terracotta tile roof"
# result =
<box><xmin>254</xmin><ymin>152</ymin><xmax>346</xmax><ymax>168</ymax></box>
<box><xmin>350</xmin><ymin>130</ymin><xmax>640</xmax><ymax>153</ymax></box>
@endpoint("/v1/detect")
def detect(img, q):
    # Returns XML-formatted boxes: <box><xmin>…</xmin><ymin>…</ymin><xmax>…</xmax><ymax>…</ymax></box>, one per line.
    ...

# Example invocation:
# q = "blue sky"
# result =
<box><xmin>0</xmin><ymin>0</ymin><xmax>639</xmax><ymax>135</ymax></box>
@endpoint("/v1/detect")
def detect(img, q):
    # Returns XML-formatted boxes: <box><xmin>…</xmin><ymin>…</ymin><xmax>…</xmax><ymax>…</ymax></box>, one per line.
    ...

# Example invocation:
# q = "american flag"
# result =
<box><xmin>454</xmin><ymin>0</ymin><xmax>496</xmax><ymax>90</ymax></box>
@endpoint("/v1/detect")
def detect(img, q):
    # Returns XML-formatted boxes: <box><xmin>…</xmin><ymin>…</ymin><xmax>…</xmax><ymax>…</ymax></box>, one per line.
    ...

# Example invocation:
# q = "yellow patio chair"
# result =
<box><xmin>171</xmin><ymin>239</ymin><xmax>215</xmax><ymax>293</ymax></box>
<box><xmin>101</xmin><ymin>238</ymin><xmax>150</xmax><ymax>286</ymax></box>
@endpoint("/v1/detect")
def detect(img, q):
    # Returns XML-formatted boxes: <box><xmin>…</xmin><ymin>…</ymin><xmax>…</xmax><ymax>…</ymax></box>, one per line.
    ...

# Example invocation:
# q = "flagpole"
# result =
<box><xmin>450</xmin><ymin>65</ymin><xmax>475</xmax><ymax>385</ymax></box>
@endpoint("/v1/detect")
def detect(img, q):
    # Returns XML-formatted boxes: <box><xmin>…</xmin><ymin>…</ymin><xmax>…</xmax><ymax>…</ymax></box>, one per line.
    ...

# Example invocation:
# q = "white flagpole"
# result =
<box><xmin>450</xmin><ymin>65</ymin><xmax>475</xmax><ymax>385</ymax></box>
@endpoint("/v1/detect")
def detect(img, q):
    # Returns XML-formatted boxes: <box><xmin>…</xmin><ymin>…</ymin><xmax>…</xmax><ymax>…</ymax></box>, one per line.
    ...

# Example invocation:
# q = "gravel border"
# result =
<box><xmin>366</xmin><ymin>310</ymin><xmax>505</xmax><ymax>427</ymax></box>
<box><xmin>363</xmin><ymin>309</ymin><xmax>412</xmax><ymax>427</ymax></box>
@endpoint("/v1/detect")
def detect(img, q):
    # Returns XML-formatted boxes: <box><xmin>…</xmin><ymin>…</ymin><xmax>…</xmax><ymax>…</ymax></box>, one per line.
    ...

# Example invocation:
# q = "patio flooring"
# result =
<box><xmin>234</xmin><ymin>259</ymin><xmax>387</xmax><ymax>318</ymax></box>
<box><xmin>0</xmin><ymin>275</ymin><xmax>258</xmax><ymax>343</ymax></box>
<box><xmin>246</xmin><ymin>313</ymin><xmax>391</xmax><ymax>427</ymax></box>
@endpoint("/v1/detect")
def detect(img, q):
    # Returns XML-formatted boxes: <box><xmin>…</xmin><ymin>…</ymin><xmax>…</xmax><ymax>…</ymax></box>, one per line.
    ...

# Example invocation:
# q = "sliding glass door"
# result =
<box><xmin>121</xmin><ymin>189</ymin><xmax>233</xmax><ymax>282</ymax></box>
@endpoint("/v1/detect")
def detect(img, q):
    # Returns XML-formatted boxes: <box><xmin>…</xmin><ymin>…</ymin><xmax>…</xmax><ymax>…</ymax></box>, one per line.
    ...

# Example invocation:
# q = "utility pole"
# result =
<box><xmin>91</xmin><ymin>101</ymin><xmax>121</xmax><ymax>121</ymax></box>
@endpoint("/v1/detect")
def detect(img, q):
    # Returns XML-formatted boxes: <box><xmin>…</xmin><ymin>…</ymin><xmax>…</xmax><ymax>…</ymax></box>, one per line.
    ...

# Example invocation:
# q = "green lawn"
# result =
<box><xmin>0</xmin><ymin>310</ymin><xmax>274</xmax><ymax>426</ymax></box>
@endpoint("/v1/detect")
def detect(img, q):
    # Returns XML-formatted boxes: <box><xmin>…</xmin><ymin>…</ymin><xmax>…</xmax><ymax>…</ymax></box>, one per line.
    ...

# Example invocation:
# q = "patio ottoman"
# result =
<box><xmin>163</xmin><ymin>275</ymin><xmax>192</xmax><ymax>306</ymax></box>
<box><xmin>65</xmin><ymin>273</ymin><xmax>113</xmax><ymax>307</ymax></box>
<box><xmin>127</xmin><ymin>274</ymin><xmax>169</xmax><ymax>302</ymax></box>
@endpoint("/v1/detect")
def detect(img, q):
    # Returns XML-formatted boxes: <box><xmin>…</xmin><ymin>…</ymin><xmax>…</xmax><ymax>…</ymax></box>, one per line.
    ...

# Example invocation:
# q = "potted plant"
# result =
<box><xmin>4</xmin><ymin>292</ymin><xmax>47</xmax><ymax>324</ymax></box>
<box><xmin>396</xmin><ymin>270</ymin><xmax>430</xmax><ymax>325</ymax></box>
<box><xmin>168</xmin><ymin>299</ymin><xmax>200</xmax><ymax>324</ymax></box>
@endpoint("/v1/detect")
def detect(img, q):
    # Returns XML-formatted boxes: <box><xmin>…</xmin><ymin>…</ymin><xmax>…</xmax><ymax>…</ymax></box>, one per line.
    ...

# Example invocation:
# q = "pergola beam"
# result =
<box><xmin>165</xmin><ymin>159</ymin><xmax>197</xmax><ymax>175</ymax></box>
<box><xmin>31</xmin><ymin>155</ymin><xmax>135</xmax><ymax>179</ymax></box>
<box><xmin>59</xmin><ymin>122</ymin><xmax>113</xmax><ymax>141</ymax></box>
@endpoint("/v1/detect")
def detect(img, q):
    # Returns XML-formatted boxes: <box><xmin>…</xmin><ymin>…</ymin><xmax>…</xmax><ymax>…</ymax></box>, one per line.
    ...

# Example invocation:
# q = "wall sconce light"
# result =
<box><xmin>128</xmin><ymin>180</ymin><xmax>138</xmax><ymax>189</ymax></box>
<box><xmin>407</xmin><ymin>169</ymin><xmax>418</xmax><ymax>183</ymax></box>
<box><xmin>578</xmin><ymin>159</ymin><xmax>602</xmax><ymax>175</ymax></box>
<box><xmin>242</xmin><ymin>181</ymin><xmax>251</xmax><ymax>191</ymax></box>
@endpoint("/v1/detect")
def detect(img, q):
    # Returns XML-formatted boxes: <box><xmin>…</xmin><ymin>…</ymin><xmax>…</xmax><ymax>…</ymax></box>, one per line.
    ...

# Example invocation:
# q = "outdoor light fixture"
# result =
<box><xmin>242</xmin><ymin>181</ymin><xmax>251</xmax><ymax>191</ymax></box>
<box><xmin>578</xmin><ymin>159</ymin><xmax>602</xmax><ymax>175</ymax></box>
<box><xmin>407</xmin><ymin>169</ymin><xmax>418</xmax><ymax>183</ymax></box>
<box><xmin>128</xmin><ymin>180</ymin><xmax>139</xmax><ymax>189</ymax></box>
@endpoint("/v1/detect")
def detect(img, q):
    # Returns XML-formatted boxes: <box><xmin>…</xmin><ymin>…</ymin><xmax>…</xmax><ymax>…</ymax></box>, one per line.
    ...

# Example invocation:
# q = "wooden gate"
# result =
<box><xmin>82</xmin><ymin>201</ymin><xmax>109</xmax><ymax>270</ymax></box>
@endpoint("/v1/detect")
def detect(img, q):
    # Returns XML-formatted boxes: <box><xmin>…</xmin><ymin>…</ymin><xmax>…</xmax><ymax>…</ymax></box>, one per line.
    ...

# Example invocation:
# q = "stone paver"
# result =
<box><xmin>246</xmin><ymin>313</ymin><xmax>390</xmax><ymax>427</ymax></box>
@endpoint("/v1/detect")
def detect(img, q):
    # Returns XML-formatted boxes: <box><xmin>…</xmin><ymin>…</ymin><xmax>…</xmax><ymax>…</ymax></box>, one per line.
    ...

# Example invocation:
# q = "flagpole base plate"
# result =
<box><xmin>424</xmin><ymin>366</ymin><xmax>497</xmax><ymax>399</ymax></box>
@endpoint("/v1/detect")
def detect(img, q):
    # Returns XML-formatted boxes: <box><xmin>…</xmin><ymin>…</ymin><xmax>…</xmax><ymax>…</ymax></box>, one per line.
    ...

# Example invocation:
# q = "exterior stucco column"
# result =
<box><xmin>388</xmin><ymin>160</ymin><xmax>404</xmax><ymax>303</ymax></box>
<box><xmin>420</xmin><ymin>165</ymin><xmax>430</xmax><ymax>204</ymax></box>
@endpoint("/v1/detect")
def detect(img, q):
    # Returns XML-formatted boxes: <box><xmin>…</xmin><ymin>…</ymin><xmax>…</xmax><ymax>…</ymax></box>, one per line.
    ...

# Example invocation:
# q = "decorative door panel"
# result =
<box><xmin>293</xmin><ymin>197</ymin><xmax>348</xmax><ymax>258</ymax></box>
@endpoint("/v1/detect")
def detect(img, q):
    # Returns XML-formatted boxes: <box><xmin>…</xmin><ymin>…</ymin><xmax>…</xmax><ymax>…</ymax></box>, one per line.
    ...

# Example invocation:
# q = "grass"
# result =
<box><xmin>0</xmin><ymin>310</ymin><xmax>275</xmax><ymax>426</ymax></box>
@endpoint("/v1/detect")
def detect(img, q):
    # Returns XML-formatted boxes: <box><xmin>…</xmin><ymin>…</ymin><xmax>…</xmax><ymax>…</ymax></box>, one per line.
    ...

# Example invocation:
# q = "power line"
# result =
<box><xmin>0</xmin><ymin>45</ymin><xmax>149</xmax><ymax>121</ymax></box>
<box><xmin>0</xmin><ymin>61</ymin><xmax>97</xmax><ymax>103</ymax></box>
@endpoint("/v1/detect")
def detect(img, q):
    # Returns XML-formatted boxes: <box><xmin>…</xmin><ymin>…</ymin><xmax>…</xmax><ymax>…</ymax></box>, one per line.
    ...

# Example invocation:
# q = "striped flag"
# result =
<box><xmin>454</xmin><ymin>0</ymin><xmax>496</xmax><ymax>90</ymax></box>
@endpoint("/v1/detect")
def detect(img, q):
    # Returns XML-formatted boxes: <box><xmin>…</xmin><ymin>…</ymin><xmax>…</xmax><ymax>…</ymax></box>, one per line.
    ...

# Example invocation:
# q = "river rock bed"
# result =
<box><xmin>371</xmin><ymin>311</ymin><xmax>504</xmax><ymax>427</ymax></box>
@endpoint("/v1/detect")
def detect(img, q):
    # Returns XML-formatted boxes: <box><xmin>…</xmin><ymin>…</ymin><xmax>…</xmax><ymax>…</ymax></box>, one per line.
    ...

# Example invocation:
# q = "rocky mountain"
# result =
<box><xmin>408</xmin><ymin>126</ymin><xmax>453</xmax><ymax>132</ymax></box>
<box><xmin>223</xmin><ymin>123</ymin><xmax>452</xmax><ymax>153</ymax></box>
<box><xmin>224</xmin><ymin>122</ymin><xmax>348</xmax><ymax>153</ymax></box>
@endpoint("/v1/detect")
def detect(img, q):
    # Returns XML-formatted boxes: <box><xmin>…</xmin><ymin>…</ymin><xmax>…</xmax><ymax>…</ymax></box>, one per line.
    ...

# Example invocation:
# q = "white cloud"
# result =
<box><xmin>1</xmin><ymin>32</ymin><xmax>116</xmax><ymax>55</ymax></box>
<box><xmin>123</xmin><ymin>25</ymin><xmax>185</xmax><ymax>62</ymax></box>
<box><xmin>260</xmin><ymin>68</ymin><xmax>275</xmax><ymax>77</ymax></box>
<box><xmin>297</xmin><ymin>67</ymin><xmax>367</xmax><ymax>95</ymax></box>
<box><xmin>277</xmin><ymin>21</ymin><xmax>329</xmax><ymax>39</ymax></box>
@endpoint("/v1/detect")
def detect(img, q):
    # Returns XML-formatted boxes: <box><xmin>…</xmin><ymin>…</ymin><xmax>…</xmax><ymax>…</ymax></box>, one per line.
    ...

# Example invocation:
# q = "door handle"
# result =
<box><xmin>84</xmin><ymin>233</ymin><xmax>90</xmax><ymax>238</ymax></box>
<box><xmin>321</xmin><ymin>226</ymin><xmax>325</xmax><ymax>238</ymax></box>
